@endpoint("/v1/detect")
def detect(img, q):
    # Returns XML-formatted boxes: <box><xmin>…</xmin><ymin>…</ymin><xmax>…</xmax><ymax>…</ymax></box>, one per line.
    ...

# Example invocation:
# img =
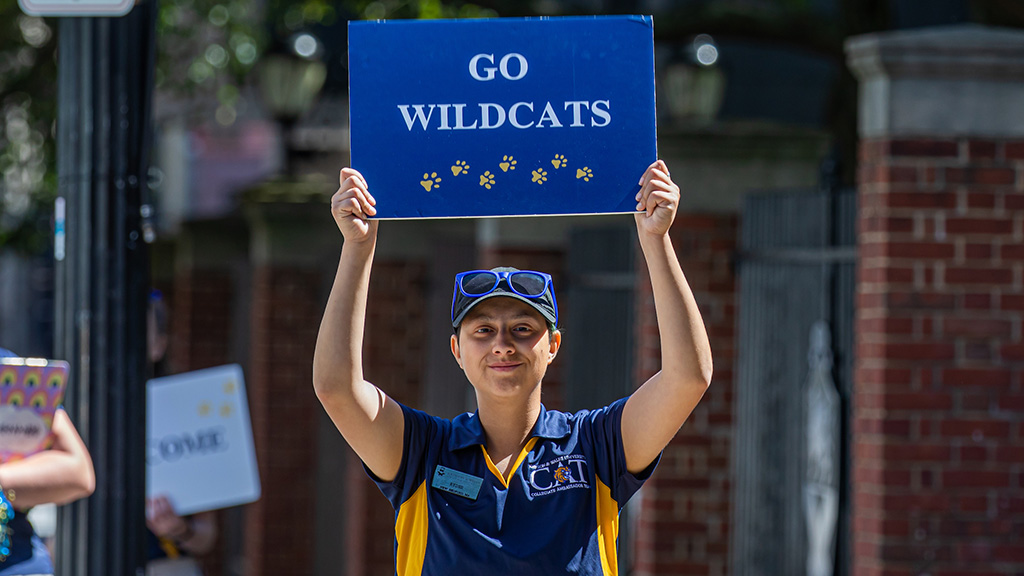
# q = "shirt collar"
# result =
<box><xmin>448</xmin><ymin>403</ymin><xmax>572</xmax><ymax>451</ymax></box>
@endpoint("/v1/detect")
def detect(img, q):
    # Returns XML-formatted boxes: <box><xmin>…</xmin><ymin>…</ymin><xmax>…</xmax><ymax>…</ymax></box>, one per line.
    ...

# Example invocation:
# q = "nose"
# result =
<box><xmin>492</xmin><ymin>328</ymin><xmax>514</xmax><ymax>355</ymax></box>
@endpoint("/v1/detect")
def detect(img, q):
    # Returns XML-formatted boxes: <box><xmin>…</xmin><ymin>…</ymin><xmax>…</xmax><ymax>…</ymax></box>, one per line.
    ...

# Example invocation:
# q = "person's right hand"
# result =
<box><xmin>146</xmin><ymin>495</ymin><xmax>189</xmax><ymax>540</ymax></box>
<box><xmin>332</xmin><ymin>168</ymin><xmax>378</xmax><ymax>243</ymax></box>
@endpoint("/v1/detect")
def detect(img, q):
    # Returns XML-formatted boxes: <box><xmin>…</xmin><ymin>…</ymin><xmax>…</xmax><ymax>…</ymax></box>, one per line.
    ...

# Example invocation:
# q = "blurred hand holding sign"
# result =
<box><xmin>348</xmin><ymin>16</ymin><xmax>657</xmax><ymax>219</ymax></box>
<box><xmin>0</xmin><ymin>359</ymin><xmax>68</xmax><ymax>462</ymax></box>
<box><xmin>147</xmin><ymin>365</ymin><xmax>260</xmax><ymax>516</ymax></box>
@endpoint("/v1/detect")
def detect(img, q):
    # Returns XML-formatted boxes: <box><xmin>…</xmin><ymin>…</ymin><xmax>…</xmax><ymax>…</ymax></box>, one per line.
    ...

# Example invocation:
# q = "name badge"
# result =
<box><xmin>431</xmin><ymin>465</ymin><xmax>483</xmax><ymax>500</ymax></box>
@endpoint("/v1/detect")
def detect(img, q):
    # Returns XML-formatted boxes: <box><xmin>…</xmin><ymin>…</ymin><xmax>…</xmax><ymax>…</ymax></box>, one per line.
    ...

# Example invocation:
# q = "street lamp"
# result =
<box><xmin>663</xmin><ymin>34</ymin><xmax>726</xmax><ymax>125</ymax></box>
<box><xmin>258</xmin><ymin>32</ymin><xmax>327</xmax><ymax>177</ymax></box>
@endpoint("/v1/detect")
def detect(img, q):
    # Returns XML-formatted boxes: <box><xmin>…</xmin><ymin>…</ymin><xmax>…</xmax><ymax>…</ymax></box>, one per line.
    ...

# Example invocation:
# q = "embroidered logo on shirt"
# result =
<box><xmin>525</xmin><ymin>455</ymin><xmax>590</xmax><ymax>497</ymax></box>
<box><xmin>553</xmin><ymin>466</ymin><xmax>572</xmax><ymax>484</ymax></box>
<box><xmin>432</xmin><ymin>465</ymin><xmax>483</xmax><ymax>500</ymax></box>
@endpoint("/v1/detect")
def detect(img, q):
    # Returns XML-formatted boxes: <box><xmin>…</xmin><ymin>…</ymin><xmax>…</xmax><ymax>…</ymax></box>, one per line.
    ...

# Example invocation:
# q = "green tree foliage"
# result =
<box><xmin>0</xmin><ymin>0</ymin><xmax>501</xmax><ymax>255</ymax></box>
<box><xmin>0</xmin><ymin>3</ymin><xmax>56</xmax><ymax>253</ymax></box>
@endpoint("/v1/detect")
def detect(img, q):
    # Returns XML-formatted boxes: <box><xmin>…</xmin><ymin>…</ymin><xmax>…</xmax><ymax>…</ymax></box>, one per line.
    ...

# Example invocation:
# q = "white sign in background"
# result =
<box><xmin>147</xmin><ymin>364</ymin><xmax>260</xmax><ymax>516</ymax></box>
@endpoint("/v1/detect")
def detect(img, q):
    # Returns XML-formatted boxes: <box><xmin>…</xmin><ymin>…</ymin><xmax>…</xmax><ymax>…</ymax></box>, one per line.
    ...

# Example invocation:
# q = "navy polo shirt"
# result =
<box><xmin>366</xmin><ymin>397</ymin><xmax>659</xmax><ymax>575</ymax></box>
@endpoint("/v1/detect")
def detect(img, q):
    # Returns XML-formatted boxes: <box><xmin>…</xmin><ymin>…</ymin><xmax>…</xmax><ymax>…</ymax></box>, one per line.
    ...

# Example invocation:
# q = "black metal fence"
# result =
<box><xmin>731</xmin><ymin>188</ymin><xmax>856</xmax><ymax>576</ymax></box>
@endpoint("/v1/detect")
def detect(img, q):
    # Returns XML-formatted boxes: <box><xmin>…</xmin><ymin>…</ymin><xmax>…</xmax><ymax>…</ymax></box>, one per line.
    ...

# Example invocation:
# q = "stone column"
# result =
<box><xmin>846</xmin><ymin>25</ymin><xmax>1024</xmax><ymax>575</ymax></box>
<box><xmin>241</xmin><ymin>185</ymin><xmax>338</xmax><ymax>576</ymax></box>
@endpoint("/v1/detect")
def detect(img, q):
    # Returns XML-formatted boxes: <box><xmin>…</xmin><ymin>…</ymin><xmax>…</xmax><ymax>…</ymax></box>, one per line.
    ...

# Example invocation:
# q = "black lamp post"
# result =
<box><xmin>258</xmin><ymin>33</ymin><xmax>327</xmax><ymax>177</ymax></box>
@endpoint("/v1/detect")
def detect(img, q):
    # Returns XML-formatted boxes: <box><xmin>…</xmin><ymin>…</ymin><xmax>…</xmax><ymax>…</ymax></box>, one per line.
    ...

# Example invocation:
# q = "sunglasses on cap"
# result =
<box><xmin>451</xmin><ymin>269</ymin><xmax>558</xmax><ymax>328</ymax></box>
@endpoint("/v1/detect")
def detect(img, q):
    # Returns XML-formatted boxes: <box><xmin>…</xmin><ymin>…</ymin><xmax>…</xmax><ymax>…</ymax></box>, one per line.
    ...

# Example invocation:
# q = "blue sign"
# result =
<box><xmin>348</xmin><ymin>16</ymin><xmax>656</xmax><ymax>219</ymax></box>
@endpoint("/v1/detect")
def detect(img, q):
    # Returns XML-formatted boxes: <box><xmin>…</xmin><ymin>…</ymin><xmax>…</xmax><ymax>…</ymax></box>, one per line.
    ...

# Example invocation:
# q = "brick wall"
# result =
<box><xmin>164</xmin><ymin>267</ymin><xmax>231</xmax><ymax>576</ymax></box>
<box><xmin>245</xmin><ymin>266</ymin><xmax>323</xmax><ymax>576</ymax></box>
<box><xmin>348</xmin><ymin>260</ymin><xmax>429</xmax><ymax>576</ymax></box>
<box><xmin>633</xmin><ymin>214</ymin><xmax>737</xmax><ymax>576</ymax></box>
<box><xmin>169</xmin><ymin>269</ymin><xmax>233</xmax><ymax>374</ymax></box>
<box><xmin>855</xmin><ymin>137</ymin><xmax>1024</xmax><ymax>575</ymax></box>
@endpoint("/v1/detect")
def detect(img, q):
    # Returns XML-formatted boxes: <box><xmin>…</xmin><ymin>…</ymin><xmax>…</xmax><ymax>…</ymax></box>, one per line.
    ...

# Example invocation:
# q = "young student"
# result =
<box><xmin>0</xmin><ymin>347</ymin><xmax>95</xmax><ymax>576</ymax></box>
<box><xmin>313</xmin><ymin>161</ymin><xmax>713</xmax><ymax>575</ymax></box>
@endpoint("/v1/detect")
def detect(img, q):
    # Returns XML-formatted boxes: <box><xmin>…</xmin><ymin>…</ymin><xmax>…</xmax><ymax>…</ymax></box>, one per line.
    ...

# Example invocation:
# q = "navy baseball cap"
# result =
<box><xmin>451</xmin><ymin>267</ymin><xmax>558</xmax><ymax>329</ymax></box>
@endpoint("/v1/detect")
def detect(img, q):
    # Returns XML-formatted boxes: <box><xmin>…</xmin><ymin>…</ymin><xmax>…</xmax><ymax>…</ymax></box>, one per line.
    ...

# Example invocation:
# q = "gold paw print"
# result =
<box><xmin>420</xmin><ymin>172</ymin><xmax>441</xmax><ymax>191</ymax></box>
<box><xmin>531</xmin><ymin>169</ymin><xmax>548</xmax><ymax>184</ymax></box>
<box><xmin>479</xmin><ymin>171</ymin><xmax>496</xmax><ymax>189</ymax></box>
<box><xmin>499</xmin><ymin>155</ymin><xmax>517</xmax><ymax>172</ymax></box>
<box><xmin>551</xmin><ymin>154</ymin><xmax>567</xmax><ymax>169</ymax></box>
<box><xmin>220</xmin><ymin>403</ymin><xmax>233</xmax><ymax>417</ymax></box>
<box><xmin>451</xmin><ymin>160</ymin><xmax>470</xmax><ymax>176</ymax></box>
<box><xmin>198</xmin><ymin>402</ymin><xmax>211</xmax><ymax>417</ymax></box>
<box><xmin>576</xmin><ymin>167</ymin><xmax>593</xmax><ymax>182</ymax></box>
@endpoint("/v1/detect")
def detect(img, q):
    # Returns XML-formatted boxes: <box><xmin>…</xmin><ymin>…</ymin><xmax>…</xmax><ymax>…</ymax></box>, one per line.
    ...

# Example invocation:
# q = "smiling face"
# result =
<box><xmin>450</xmin><ymin>297</ymin><xmax>561</xmax><ymax>403</ymax></box>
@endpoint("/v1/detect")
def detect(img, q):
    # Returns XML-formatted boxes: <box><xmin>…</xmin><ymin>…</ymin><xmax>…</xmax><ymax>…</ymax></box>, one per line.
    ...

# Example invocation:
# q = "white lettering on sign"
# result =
<box><xmin>397</xmin><ymin>101</ymin><xmax>611</xmax><ymax>132</ymax></box>
<box><xmin>397</xmin><ymin>52</ymin><xmax>611</xmax><ymax>131</ymax></box>
<box><xmin>469</xmin><ymin>53</ymin><xmax>528</xmax><ymax>81</ymax></box>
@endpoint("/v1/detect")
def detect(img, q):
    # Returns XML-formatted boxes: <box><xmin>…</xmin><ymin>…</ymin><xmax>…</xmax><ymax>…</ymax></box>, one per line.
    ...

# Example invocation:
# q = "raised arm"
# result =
<box><xmin>621</xmin><ymin>160</ymin><xmax>714</xmax><ymax>474</ymax></box>
<box><xmin>313</xmin><ymin>168</ymin><xmax>405</xmax><ymax>482</ymax></box>
<box><xmin>0</xmin><ymin>408</ymin><xmax>95</xmax><ymax>509</ymax></box>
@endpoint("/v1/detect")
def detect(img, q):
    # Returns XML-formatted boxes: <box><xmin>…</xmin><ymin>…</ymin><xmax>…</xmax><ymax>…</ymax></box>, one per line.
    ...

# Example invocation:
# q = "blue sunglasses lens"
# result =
<box><xmin>508</xmin><ymin>272</ymin><xmax>548</xmax><ymax>297</ymax></box>
<box><xmin>460</xmin><ymin>272</ymin><xmax>499</xmax><ymax>296</ymax></box>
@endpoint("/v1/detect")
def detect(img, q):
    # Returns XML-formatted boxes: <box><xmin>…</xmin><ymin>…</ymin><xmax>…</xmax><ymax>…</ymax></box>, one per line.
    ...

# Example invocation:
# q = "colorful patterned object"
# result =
<box><xmin>0</xmin><ymin>487</ymin><xmax>12</xmax><ymax>562</ymax></box>
<box><xmin>0</xmin><ymin>360</ymin><xmax>68</xmax><ymax>463</ymax></box>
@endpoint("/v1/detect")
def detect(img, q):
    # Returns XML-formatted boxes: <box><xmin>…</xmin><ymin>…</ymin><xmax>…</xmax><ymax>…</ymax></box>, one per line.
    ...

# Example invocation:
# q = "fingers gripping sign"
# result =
<box><xmin>332</xmin><ymin>168</ymin><xmax>378</xmax><ymax>242</ymax></box>
<box><xmin>634</xmin><ymin>159</ymin><xmax>680</xmax><ymax>237</ymax></box>
<box><xmin>146</xmin><ymin>495</ymin><xmax>188</xmax><ymax>539</ymax></box>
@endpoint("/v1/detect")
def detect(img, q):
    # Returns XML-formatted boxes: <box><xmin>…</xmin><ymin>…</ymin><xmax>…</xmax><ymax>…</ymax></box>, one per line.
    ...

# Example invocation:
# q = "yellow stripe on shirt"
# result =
<box><xmin>595</xmin><ymin>478</ymin><xmax>620</xmax><ymax>576</ymax></box>
<box><xmin>395</xmin><ymin>481</ymin><xmax>429</xmax><ymax>576</ymax></box>
<box><xmin>480</xmin><ymin>437</ymin><xmax>539</xmax><ymax>488</ymax></box>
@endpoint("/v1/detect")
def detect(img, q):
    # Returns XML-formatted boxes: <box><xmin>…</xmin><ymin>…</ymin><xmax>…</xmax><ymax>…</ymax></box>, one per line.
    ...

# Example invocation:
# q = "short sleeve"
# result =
<box><xmin>363</xmin><ymin>402</ymin><xmax>444</xmax><ymax>510</ymax></box>
<box><xmin>581</xmin><ymin>397</ymin><xmax>660</xmax><ymax>507</ymax></box>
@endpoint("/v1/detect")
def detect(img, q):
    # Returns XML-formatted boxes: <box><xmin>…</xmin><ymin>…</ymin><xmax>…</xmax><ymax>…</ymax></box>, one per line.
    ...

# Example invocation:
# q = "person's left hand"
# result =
<box><xmin>634</xmin><ymin>160</ymin><xmax>680</xmax><ymax>238</ymax></box>
<box><xmin>146</xmin><ymin>495</ymin><xmax>189</xmax><ymax>539</ymax></box>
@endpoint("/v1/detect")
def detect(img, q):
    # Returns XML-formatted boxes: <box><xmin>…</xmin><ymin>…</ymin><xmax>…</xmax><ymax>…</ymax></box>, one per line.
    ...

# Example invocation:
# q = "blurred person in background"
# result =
<box><xmin>145</xmin><ymin>495</ymin><xmax>216</xmax><ymax>576</ymax></box>
<box><xmin>144</xmin><ymin>290</ymin><xmax>218</xmax><ymax>576</ymax></box>
<box><xmin>0</xmin><ymin>347</ymin><xmax>95</xmax><ymax>576</ymax></box>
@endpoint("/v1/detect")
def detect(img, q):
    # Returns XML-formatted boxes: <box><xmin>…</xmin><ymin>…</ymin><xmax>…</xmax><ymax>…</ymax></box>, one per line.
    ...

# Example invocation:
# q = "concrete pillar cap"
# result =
<box><xmin>847</xmin><ymin>24</ymin><xmax>1024</xmax><ymax>82</ymax></box>
<box><xmin>845</xmin><ymin>24</ymin><xmax>1024</xmax><ymax>138</ymax></box>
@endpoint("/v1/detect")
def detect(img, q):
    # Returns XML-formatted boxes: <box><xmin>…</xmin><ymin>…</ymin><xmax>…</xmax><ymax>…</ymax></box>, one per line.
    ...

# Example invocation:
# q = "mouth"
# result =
<box><xmin>488</xmin><ymin>362</ymin><xmax>522</xmax><ymax>372</ymax></box>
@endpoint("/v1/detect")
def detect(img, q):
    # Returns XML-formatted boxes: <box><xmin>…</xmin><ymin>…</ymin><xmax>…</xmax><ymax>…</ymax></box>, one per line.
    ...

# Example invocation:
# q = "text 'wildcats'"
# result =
<box><xmin>397</xmin><ymin>53</ymin><xmax>611</xmax><ymax>132</ymax></box>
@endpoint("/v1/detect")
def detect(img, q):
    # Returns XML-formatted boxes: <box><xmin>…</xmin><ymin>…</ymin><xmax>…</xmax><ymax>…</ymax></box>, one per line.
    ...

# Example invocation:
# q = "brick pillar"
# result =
<box><xmin>170</xmin><ymin>269</ymin><xmax>232</xmax><ymax>373</ymax></box>
<box><xmin>633</xmin><ymin>214</ymin><xmax>737</xmax><ymax>576</ymax></box>
<box><xmin>167</xmin><ymin>221</ymin><xmax>247</xmax><ymax>375</ymax></box>
<box><xmin>847</xmin><ymin>26</ymin><xmax>1024</xmax><ymax>575</ymax></box>
<box><xmin>354</xmin><ymin>260</ymin><xmax>429</xmax><ymax>576</ymax></box>
<box><xmin>163</xmin><ymin>219</ymin><xmax>248</xmax><ymax>576</ymax></box>
<box><xmin>242</xmin><ymin>198</ymin><xmax>333</xmax><ymax>576</ymax></box>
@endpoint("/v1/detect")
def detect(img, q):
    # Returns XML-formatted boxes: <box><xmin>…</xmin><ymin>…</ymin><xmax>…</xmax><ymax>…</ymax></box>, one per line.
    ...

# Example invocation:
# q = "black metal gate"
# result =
<box><xmin>730</xmin><ymin>189</ymin><xmax>856</xmax><ymax>576</ymax></box>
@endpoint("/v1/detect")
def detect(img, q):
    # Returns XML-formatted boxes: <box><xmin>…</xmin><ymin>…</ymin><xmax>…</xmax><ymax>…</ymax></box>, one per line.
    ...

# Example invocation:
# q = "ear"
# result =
<box><xmin>450</xmin><ymin>333</ymin><xmax>463</xmax><ymax>368</ymax></box>
<box><xmin>547</xmin><ymin>330</ymin><xmax>561</xmax><ymax>364</ymax></box>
